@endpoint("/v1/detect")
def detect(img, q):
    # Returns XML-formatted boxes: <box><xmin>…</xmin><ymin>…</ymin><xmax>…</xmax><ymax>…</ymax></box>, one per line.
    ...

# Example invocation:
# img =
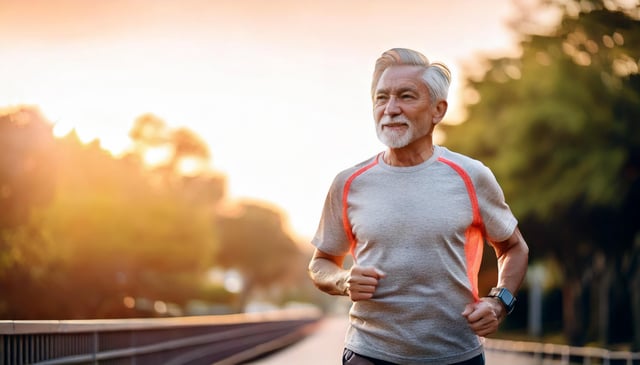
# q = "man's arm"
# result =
<box><xmin>308</xmin><ymin>248</ymin><xmax>385</xmax><ymax>301</ymax></box>
<box><xmin>308</xmin><ymin>249</ymin><xmax>349</xmax><ymax>296</ymax></box>
<box><xmin>492</xmin><ymin>226</ymin><xmax>529</xmax><ymax>296</ymax></box>
<box><xmin>462</xmin><ymin>226</ymin><xmax>529</xmax><ymax>336</ymax></box>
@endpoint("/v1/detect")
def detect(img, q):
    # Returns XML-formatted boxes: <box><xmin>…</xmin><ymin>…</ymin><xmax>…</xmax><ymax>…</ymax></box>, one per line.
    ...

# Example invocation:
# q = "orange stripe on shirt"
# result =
<box><xmin>341</xmin><ymin>155</ymin><xmax>380</xmax><ymax>262</ymax></box>
<box><xmin>437</xmin><ymin>157</ymin><xmax>486</xmax><ymax>302</ymax></box>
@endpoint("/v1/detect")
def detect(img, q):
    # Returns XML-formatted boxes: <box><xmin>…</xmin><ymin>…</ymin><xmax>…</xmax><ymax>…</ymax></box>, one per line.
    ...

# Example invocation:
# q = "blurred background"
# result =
<box><xmin>0</xmin><ymin>0</ymin><xmax>638</xmax><ymax>353</ymax></box>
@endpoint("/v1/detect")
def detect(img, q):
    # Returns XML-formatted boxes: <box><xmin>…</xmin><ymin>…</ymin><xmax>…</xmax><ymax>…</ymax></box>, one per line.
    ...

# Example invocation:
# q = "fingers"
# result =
<box><xmin>346</xmin><ymin>266</ymin><xmax>384</xmax><ymax>301</ymax></box>
<box><xmin>462</xmin><ymin>300</ymin><xmax>501</xmax><ymax>337</ymax></box>
<box><xmin>352</xmin><ymin>266</ymin><xmax>385</xmax><ymax>279</ymax></box>
<box><xmin>468</xmin><ymin>314</ymin><xmax>499</xmax><ymax>337</ymax></box>
<box><xmin>461</xmin><ymin>303</ymin><xmax>474</xmax><ymax>317</ymax></box>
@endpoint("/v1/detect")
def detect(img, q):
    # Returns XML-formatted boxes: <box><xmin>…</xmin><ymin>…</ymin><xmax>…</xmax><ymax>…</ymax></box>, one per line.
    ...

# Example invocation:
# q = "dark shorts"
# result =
<box><xmin>342</xmin><ymin>348</ymin><xmax>485</xmax><ymax>365</ymax></box>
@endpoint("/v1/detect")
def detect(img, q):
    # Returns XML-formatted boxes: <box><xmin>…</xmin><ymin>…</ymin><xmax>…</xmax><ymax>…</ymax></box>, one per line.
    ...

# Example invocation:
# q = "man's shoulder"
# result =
<box><xmin>437</xmin><ymin>146</ymin><xmax>498</xmax><ymax>185</ymax></box>
<box><xmin>334</xmin><ymin>154</ymin><xmax>381</xmax><ymax>181</ymax></box>
<box><xmin>438</xmin><ymin>146</ymin><xmax>486</xmax><ymax>170</ymax></box>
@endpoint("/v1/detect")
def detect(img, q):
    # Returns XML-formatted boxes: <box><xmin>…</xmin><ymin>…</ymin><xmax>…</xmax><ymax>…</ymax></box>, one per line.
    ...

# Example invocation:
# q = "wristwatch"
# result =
<box><xmin>488</xmin><ymin>287</ymin><xmax>516</xmax><ymax>315</ymax></box>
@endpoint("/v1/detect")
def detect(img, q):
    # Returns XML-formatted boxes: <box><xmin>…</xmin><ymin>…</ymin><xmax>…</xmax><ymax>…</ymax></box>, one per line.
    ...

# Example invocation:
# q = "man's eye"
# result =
<box><xmin>375</xmin><ymin>95</ymin><xmax>388</xmax><ymax>103</ymax></box>
<box><xmin>401</xmin><ymin>93</ymin><xmax>415</xmax><ymax>99</ymax></box>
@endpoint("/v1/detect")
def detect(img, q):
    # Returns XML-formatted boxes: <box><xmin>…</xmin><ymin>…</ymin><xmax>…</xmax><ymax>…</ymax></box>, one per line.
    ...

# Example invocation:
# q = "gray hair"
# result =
<box><xmin>371</xmin><ymin>48</ymin><xmax>451</xmax><ymax>103</ymax></box>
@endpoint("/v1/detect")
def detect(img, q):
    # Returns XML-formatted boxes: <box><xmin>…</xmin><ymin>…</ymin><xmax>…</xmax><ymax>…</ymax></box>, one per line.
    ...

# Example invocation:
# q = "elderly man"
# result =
<box><xmin>308</xmin><ymin>48</ymin><xmax>529</xmax><ymax>365</ymax></box>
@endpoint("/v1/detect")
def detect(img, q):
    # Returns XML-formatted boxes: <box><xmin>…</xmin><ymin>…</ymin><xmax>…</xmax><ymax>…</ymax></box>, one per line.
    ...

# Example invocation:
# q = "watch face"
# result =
<box><xmin>490</xmin><ymin>287</ymin><xmax>516</xmax><ymax>313</ymax></box>
<box><xmin>501</xmin><ymin>288</ymin><xmax>514</xmax><ymax>305</ymax></box>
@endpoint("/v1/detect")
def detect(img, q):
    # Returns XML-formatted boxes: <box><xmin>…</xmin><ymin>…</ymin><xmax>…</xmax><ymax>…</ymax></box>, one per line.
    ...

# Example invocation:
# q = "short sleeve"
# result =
<box><xmin>474</xmin><ymin>164</ymin><xmax>518</xmax><ymax>242</ymax></box>
<box><xmin>311</xmin><ymin>174</ymin><xmax>352</xmax><ymax>256</ymax></box>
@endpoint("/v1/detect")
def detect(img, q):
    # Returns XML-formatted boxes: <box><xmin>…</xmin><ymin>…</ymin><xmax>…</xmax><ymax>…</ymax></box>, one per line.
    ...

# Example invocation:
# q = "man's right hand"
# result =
<box><xmin>345</xmin><ymin>266</ymin><xmax>385</xmax><ymax>301</ymax></box>
<box><xmin>308</xmin><ymin>249</ymin><xmax>385</xmax><ymax>300</ymax></box>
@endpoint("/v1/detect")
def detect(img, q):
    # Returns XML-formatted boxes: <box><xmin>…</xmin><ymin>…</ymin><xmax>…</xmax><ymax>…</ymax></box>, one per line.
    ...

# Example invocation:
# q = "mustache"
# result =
<box><xmin>380</xmin><ymin>116</ymin><xmax>410</xmax><ymax>126</ymax></box>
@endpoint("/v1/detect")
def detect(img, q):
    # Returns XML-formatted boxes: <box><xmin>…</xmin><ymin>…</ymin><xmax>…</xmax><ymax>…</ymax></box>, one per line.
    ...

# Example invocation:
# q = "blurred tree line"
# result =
<box><xmin>443</xmin><ymin>0</ymin><xmax>639</xmax><ymax>350</ymax></box>
<box><xmin>0</xmin><ymin>107</ymin><xmax>319</xmax><ymax>319</ymax></box>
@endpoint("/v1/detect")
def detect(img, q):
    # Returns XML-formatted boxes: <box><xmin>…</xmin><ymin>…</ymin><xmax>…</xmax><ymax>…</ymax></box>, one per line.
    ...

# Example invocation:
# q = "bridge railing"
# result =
<box><xmin>485</xmin><ymin>338</ymin><xmax>640</xmax><ymax>365</ymax></box>
<box><xmin>0</xmin><ymin>307</ymin><xmax>322</xmax><ymax>365</ymax></box>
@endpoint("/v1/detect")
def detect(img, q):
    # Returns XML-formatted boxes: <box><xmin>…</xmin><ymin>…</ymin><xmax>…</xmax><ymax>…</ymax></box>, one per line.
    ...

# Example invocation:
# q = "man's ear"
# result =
<box><xmin>432</xmin><ymin>100</ymin><xmax>448</xmax><ymax>125</ymax></box>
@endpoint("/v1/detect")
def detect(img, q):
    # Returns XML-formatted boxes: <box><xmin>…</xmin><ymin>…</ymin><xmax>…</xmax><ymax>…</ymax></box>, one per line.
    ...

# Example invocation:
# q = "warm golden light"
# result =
<box><xmin>123</xmin><ymin>296</ymin><xmax>135</xmax><ymax>309</ymax></box>
<box><xmin>177</xmin><ymin>157</ymin><xmax>206</xmax><ymax>176</ymax></box>
<box><xmin>143</xmin><ymin>146</ymin><xmax>173</xmax><ymax>166</ymax></box>
<box><xmin>0</xmin><ymin>0</ymin><xmax>524</xmax><ymax>238</ymax></box>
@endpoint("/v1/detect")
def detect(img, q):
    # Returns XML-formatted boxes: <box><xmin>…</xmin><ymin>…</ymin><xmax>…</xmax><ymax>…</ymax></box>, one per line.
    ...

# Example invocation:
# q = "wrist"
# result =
<box><xmin>487</xmin><ymin>287</ymin><xmax>516</xmax><ymax>315</ymax></box>
<box><xmin>487</xmin><ymin>297</ymin><xmax>506</xmax><ymax>319</ymax></box>
<box><xmin>336</xmin><ymin>274</ymin><xmax>350</xmax><ymax>296</ymax></box>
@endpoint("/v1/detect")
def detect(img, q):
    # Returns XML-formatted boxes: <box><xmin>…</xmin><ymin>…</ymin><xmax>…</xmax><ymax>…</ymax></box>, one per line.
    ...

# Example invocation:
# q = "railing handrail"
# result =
<box><xmin>485</xmin><ymin>338</ymin><xmax>640</xmax><ymax>362</ymax></box>
<box><xmin>4</xmin><ymin>311</ymin><xmax>638</xmax><ymax>364</ymax></box>
<box><xmin>1</xmin><ymin>307</ymin><xmax>323</xmax><ymax>365</ymax></box>
<box><xmin>0</xmin><ymin>306</ymin><xmax>322</xmax><ymax>335</ymax></box>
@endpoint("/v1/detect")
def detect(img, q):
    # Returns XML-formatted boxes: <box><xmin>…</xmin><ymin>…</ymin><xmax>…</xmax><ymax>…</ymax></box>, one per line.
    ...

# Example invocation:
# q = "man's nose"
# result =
<box><xmin>384</xmin><ymin>97</ymin><xmax>401</xmax><ymax>115</ymax></box>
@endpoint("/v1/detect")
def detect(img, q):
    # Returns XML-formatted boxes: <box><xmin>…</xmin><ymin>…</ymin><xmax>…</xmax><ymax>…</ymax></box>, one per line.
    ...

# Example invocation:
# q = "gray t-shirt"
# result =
<box><xmin>311</xmin><ymin>145</ymin><xmax>517</xmax><ymax>364</ymax></box>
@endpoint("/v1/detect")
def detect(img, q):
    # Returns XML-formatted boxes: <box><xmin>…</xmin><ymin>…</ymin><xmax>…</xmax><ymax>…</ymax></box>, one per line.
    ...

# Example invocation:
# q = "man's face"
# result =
<box><xmin>373</xmin><ymin>65</ymin><xmax>436</xmax><ymax>149</ymax></box>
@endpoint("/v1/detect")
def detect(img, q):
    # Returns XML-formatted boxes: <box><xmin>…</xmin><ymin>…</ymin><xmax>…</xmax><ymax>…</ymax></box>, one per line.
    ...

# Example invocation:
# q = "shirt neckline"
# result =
<box><xmin>377</xmin><ymin>145</ymin><xmax>443</xmax><ymax>172</ymax></box>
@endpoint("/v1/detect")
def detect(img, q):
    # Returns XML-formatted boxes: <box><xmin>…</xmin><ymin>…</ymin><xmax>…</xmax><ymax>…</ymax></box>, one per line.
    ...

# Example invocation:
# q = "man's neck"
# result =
<box><xmin>384</xmin><ymin>143</ymin><xmax>435</xmax><ymax>167</ymax></box>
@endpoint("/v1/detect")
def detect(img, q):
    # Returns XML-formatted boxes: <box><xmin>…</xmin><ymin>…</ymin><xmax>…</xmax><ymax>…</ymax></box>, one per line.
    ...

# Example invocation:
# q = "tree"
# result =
<box><xmin>0</xmin><ymin>107</ymin><xmax>55</xmax><ymax>229</ymax></box>
<box><xmin>443</xmin><ymin>0</ymin><xmax>640</xmax><ymax>347</ymax></box>
<box><xmin>0</xmin><ymin>107</ymin><xmax>58</xmax><ymax>318</ymax></box>
<box><xmin>0</xmin><ymin>108</ymin><xmax>222</xmax><ymax>319</ymax></box>
<box><xmin>216</xmin><ymin>201</ymin><xmax>305</xmax><ymax>311</ymax></box>
<box><xmin>129</xmin><ymin>113</ymin><xmax>211</xmax><ymax>177</ymax></box>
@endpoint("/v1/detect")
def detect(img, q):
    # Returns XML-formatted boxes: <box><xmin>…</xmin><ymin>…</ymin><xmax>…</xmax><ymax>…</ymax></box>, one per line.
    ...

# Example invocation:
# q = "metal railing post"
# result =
<box><xmin>92</xmin><ymin>331</ymin><xmax>99</xmax><ymax>364</ymax></box>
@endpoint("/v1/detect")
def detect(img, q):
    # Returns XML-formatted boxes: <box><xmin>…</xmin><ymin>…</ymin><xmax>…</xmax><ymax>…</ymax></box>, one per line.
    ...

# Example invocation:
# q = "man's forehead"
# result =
<box><xmin>376</xmin><ymin>65</ymin><xmax>426</xmax><ymax>91</ymax></box>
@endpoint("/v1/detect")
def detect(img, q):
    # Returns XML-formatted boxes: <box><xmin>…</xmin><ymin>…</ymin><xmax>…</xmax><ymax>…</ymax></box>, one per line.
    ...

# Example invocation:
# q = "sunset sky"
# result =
<box><xmin>1</xmin><ymin>0</ymin><xmax>534</xmax><ymax>239</ymax></box>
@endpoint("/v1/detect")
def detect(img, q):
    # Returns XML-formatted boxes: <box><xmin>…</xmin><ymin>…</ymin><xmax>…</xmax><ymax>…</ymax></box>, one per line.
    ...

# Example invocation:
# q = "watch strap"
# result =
<box><xmin>488</xmin><ymin>287</ymin><xmax>516</xmax><ymax>315</ymax></box>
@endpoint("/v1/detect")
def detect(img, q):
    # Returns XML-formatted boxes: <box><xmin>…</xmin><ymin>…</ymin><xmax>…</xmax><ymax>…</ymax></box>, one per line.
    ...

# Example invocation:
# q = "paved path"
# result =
<box><xmin>246</xmin><ymin>315</ymin><xmax>347</xmax><ymax>364</ymax></box>
<box><xmin>246</xmin><ymin>316</ymin><xmax>542</xmax><ymax>365</ymax></box>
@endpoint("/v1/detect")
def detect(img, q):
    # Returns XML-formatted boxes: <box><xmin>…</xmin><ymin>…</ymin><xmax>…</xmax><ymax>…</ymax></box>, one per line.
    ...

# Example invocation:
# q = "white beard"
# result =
<box><xmin>376</xmin><ymin>127</ymin><xmax>413</xmax><ymax>148</ymax></box>
<box><xmin>376</xmin><ymin>116</ymin><xmax>414</xmax><ymax>148</ymax></box>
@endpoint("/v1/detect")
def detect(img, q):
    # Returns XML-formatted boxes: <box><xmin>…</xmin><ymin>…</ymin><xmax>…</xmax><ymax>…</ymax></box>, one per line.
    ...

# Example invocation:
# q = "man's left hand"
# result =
<box><xmin>462</xmin><ymin>297</ymin><xmax>505</xmax><ymax>337</ymax></box>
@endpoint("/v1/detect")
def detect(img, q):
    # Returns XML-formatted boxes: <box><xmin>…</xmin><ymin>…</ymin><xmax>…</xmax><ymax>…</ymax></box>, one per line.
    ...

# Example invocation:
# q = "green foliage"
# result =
<box><xmin>0</xmin><ymin>108</ymin><xmax>221</xmax><ymax>319</ymax></box>
<box><xmin>0</xmin><ymin>108</ymin><xmax>56</xmax><ymax>229</ymax></box>
<box><xmin>217</xmin><ymin>201</ymin><xmax>304</xmax><ymax>288</ymax></box>
<box><xmin>443</xmin><ymin>0</ymin><xmax>640</xmax><ymax>346</ymax></box>
<box><xmin>445</xmin><ymin>0</ymin><xmax>639</xmax><ymax>248</ymax></box>
<box><xmin>0</xmin><ymin>107</ymin><xmax>308</xmax><ymax>319</ymax></box>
